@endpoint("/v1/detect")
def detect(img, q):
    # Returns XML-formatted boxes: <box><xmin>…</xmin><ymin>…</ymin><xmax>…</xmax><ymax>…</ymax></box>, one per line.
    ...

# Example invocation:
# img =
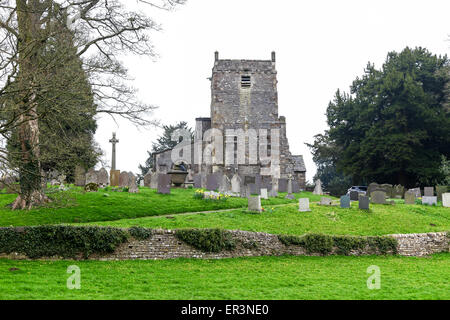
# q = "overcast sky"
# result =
<box><xmin>95</xmin><ymin>0</ymin><xmax>450</xmax><ymax>181</ymax></box>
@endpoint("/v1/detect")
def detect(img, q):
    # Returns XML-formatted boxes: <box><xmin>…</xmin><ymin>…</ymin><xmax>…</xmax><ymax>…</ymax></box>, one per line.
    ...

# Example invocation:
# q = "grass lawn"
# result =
<box><xmin>86</xmin><ymin>201</ymin><xmax>450</xmax><ymax>236</ymax></box>
<box><xmin>0</xmin><ymin>254</ymin><xmax>448</xmax><ymax>300</ymax></box>
<box><xmin>0</xmin><ymin>188</ymin><xmax>324</xmax><ymax>227</ymax></box>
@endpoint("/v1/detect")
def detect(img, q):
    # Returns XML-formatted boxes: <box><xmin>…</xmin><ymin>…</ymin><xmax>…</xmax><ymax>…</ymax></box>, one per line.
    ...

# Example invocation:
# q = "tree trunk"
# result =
<box><xmin>12</xmin><ymin>0</ymin><xmax>49</xmax><ymax>210</ymax></box>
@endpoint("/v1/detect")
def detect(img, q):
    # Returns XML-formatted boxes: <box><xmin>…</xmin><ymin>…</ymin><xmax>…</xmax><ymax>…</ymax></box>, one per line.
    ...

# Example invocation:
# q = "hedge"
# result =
<box><xmin>175</xmin><ymin>229</ymin><xmax>236</xmax><ymax>253</ymax></box>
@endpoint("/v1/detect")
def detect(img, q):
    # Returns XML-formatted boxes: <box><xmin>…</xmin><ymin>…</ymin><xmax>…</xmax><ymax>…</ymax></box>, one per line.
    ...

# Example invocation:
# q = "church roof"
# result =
<box><xmin>292</xmin><ymin>155</ymin><xmax>306</xmax><ymax>172</ymax></box>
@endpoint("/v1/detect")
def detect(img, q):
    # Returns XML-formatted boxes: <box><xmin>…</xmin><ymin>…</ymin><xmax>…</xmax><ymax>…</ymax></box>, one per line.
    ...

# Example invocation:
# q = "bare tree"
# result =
<box><xmin>0</xmin><ymin>0</ymin><xmax>185</xmax><ymax>209</ymax></box>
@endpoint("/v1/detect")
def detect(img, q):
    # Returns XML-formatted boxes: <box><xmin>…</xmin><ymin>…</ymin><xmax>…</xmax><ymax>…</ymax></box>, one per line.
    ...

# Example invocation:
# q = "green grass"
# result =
<box><xmin>0</xmin><ymin>254</ymin><xmax>448</xmax><ymax>300</ymax></box>
<box><xmin>86</xmin><ymin>202</ymin><xmax>450</xmax><ymax>236</ymax></box>
<box><xmin>0</xmin><ymin>188</ymin><xmax>323</xmax><ymax>227</ymax></box>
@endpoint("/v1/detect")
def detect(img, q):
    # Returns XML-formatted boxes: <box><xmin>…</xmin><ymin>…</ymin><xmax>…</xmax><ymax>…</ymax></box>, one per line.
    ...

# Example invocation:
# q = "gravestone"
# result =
<box><xmin>128</xmin><ymin>173</ymin><xmax>139</xmax><ymax>193</ymax></box>
<box><xmin>74</xmin><ymin>166</ymin><xmax>86</xmax><ymax>187</ymax></box>
<box><xmin>409</xmin><ymin>188</ymin><xmax>421</xmax><ymax>198</ymax></box>
<box><xmin>278</xmin><ymin>179</ymin><xmax>288</xmax><ymax>193</ymax></box>
<box><xmin>285</xmin><ymin>178</ymin><xmax>295</xmax><ymax>200</ymax></box>
<box><xmin>143</xmin><ymin>173</ymin><xmax>152</xmax><ymax>187</ymax></box>
<box><xmin>320</xmin><ymin>197</ymin><xmax>333</xmax><ymax>206</ymax></box>
<box><xmin>85</xmin><ymin>169</ymin><xmax>98</xmax><ymax>185</ymax></box>
<box><xmin>110</xmin><ymin>170</ymin><xmax>120</xmax><ymax>187</ymax></box>
<box><xmin>340</xmin><ymin>195</ymin><xmax>351</xmax><ymax>208</ymax></box>
<box><xmin>393</xmin><ymin>185</ymin><xmax>405</xmax><ymax>199</ymax></box>
<box><xmin>350</xmin><ymin>191</ymin><xmax>359</xmax><ymax>201</ymax></box>
<box><xmin>248</xmin><ymin>196</ymin><xmax>262</xmax><ymax>213</ymax></box>
<box><xmin>150</xmin><ymin>172</ymin><xmax>158</xmax><ymax>189</ymax></box>
<box><xmin>424</xmin><ymin>187</ymin><xmax>434</xmax><ymax>197</ymax></box>
<box><xmin>260</xmin><ymin>188</ymin><xmax>268</xmax><ymax>200</ymax></box>
<box><xmin>404</xmin><ymin>191</ymin><xmax>416</xmax><ymax>205</ymax></box>
<box><xmin>219</xmin><ymin>175</ymin><xmax>231</xmax><ymax>194</ymax></box>
<box><xmin>249</xmin><ymin>175</ymin><xmax>262</xmax><ymax>195</ymax></box>
<box><xmin>367</xmin><ymin>183</ymin><xmax>379</xmax><ymax>197</ymax></box>
<box><xmin>206</xmin><ymin>173</ymin><xmax>221</xmax><ymax>191</ymax></box>
<box><xmin>380</xmin><ymin>184</ymin><xmax>394</xmax><ymax>198</ymax></box>
<box><xmin>422</xmin><ymin>196</ymin><xmax>437</xmax><ymax>206</ymax></box>
<box><xmin>157</xmin><ymin>174</ymin><xmax>171</xmax><ymax>194</ymax></box>
<box><xmin>359</xmin><ymin>196</ymin><xmax>370</xmax><ymax>210</ymax></box>
<box><xmin>436</xmin><ymin>186</ymin><xmax>447</xmax><ymax>202</ymax></box>
<box><xmin>292</xmin><ymin>181</ymin><xmax>300</xmax><ymax>194</ymax></box>
<box><xmin>371</xmin><ymin>190</ymin><xmax>387</xmax><ymax>204</ymax></box>
<box><xmin>299</xmin><ymin>198</ymin><xmax>311</xmax><ymax>212</ymax></box>
<box><xmin>97</xmin><ymin>168</ymin><xmax>109</xmax><ymax>187</ymax></box>
<box><xmin>193</xmin><ymin>175</ymin><xmax>202</xmax><ymax>189</ymax></box>
<box><xmin>313</xmin><ymin>179</ymin><xmax>323</xmax><ymax>195</ymax></box>
<box><xmin>140</xmin><ymin>180</ymin><xmax>145</xmax><ymax>187</ymax></box>
<box><xmin>119</xmin><ymin>171</ymin><xmax>130</xmax><ymax>187</ymax></box>
<box><xmin>231</xmin><ymin>174</ymin><xmax>241</xmax><ymax>194</ymax></box>
<box><xmin>270</xmin><ymin>178</ymin><xmax>279</xmax><ymax>198</ymax></box>
<box><xmin>442</xmin><ymin>193</ymin><xmax>450</xmax><ymax>208</ymax></box>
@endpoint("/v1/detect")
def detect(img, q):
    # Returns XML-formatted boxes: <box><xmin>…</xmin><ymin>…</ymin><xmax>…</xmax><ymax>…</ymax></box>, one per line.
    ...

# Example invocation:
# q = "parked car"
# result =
<box><xmin>346</xmin><ymin>186</ymin><xmax>368</xmax><ymax>197</ymax></box>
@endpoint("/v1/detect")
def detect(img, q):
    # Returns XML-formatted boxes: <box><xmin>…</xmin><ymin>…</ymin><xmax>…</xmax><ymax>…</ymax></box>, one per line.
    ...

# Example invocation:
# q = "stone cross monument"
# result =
<box><xmin>109</xmin><ymin>132</ymin><xmax>119</xmax><ymax>171</ymax></box>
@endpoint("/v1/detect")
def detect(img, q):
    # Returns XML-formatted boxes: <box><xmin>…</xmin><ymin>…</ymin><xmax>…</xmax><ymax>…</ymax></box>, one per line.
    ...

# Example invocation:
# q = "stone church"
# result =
<box><xmin>154</xmin><ymin>52</ymin><xmax>306</xmax><ymax>189</ymax></box>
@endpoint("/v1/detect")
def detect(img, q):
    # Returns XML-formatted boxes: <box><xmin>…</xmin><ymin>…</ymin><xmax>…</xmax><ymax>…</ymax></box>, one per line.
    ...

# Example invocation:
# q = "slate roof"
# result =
<box><xmin>292</xmin><ymin>155</ymin><xmax>306</xmax><ymax>172</ymax></box>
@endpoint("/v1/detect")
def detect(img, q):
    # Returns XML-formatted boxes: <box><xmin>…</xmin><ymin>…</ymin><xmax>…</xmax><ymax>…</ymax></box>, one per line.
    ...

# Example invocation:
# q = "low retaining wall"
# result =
<box><xmin>97</xmin><ymin>230</ymin><xmax>448</xmax><ymax>261</ymax></box>
<box><xmin>1</xmin><ymin>229</ymin><xmax>448</xmax><ymax>261</ymax></box>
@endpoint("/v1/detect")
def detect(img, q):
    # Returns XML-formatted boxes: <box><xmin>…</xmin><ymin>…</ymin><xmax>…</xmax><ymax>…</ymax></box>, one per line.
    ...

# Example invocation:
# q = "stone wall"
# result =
<box><xmin>95</xmin><ymin>230</ymin><xmax>449</xmax><ymax>261</ymax></box>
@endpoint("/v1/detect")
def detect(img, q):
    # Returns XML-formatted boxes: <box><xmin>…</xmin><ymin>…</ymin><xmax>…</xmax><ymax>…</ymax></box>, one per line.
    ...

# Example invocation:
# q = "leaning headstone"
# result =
<box><xmin>260</xmin><ymin>188</ymin><xmax>268</xmax><ymax>200</ymax></box>
<box><xmin>110</xmin><ymin>170</ymin><xmax>120</xmax><ymax>187</ymax></box>
<box><xmin>219</xmin><ymin>175</ymin><xmax>231</xmax><ymax>194</ymax></box>
<box><xmin>150</xmin><ymin>172</ymin><xmax>158</xmax><ymax>189</ymax></box>
<box><xmin>436</xmin><ymin>186</ymin><xmax>447</xmax><ymax>202</ymax></box>
<box><xmin>206</xmin><ymin>173</ymin><xmax>221</xmax><ymax>191</ymax></box>
<box><xmin>422</xmin><ymin>196</ymin><xmax>437</xmax><ymax>206</ymax></box>
<box><xmin>85</xmin><ymin>169</ymin><xmax>98</xmax><ymax>185</ymax></box>
<box><xmin>193</xmin><ymin>175</ymin><xmax>202</xmax><ymax>189</ymax></box>
<box><xmin>143</xmin><ymin>173</ymin><xmax>152</xmax><ymax>187</ymax></box>
<box><xmin>350</xmin><ymin>191</ymin><xmax>359</xmax><ymax>201</ymax></box>
<box><xmin>340</xmin><ymin>195</ymin><xmax>351</xmax><ymax>208</ymax></box>
<box><xmin>119</xmin><ymin>171</ymin><xmax>130</xmax><ymax>187</ymax></box>
<box><xmin>97</xmin><ymin>168</ymin><xmax>109</xmax><ymax>187</ymax></box>
<box><xmin>157</xmin><ymin>174</ymin><xmax>171</xmax><ymax>195</ymax></box>
<box><xmin>320</xmin><ymin>197</ymin><xmax>333</xmax><ymax>206</ymax></box>
<box><xmin>313</xmin><ymin>179</ymin><xmax>323</xmax><ymax>195</ymax></box>
<box><xmin>359</xmin><ymin>196</ymin><xmax>370</xmax><ymax>210</ymax></box>
<box><xmin>424</xmin><ymin>187</ymin><xmax>434</xmax><ymax>197</ymax></box>
<box><xmin>74</xmin><ymin>166</ymin><xmax>86</xmax><ymax>187</ymax></box>
<box><xmin>442</xmin><ymin>193</ymin><xmax>450</xmax><ymax>208</ymax></box>
<box><xmin>278</xmin><ymin>179</ymin><xmax>288</xmax><ymax>193</ymax></box>
<box><xmin>371</xmin><ymin>190</ymin><xmax>387</xmax><ymax>204</ymax></box>
<box><xmin>248</xmin><ymin>196</ymin><xmax>262</xmax><ymax>213</ymax></box>
<box><xmin>231</xmin><ymin>174</ymin><xmax>241</xmax><ymax>194</ymax></box>
<box><xmin>404</xmin><ymin>191</ymin><xmax>416</xmax><ymax>205</ymax></box>
<box><xmin>299</xmin><ymin>198</ymin><xmax>311</xmax><ymax>212</ymax></box>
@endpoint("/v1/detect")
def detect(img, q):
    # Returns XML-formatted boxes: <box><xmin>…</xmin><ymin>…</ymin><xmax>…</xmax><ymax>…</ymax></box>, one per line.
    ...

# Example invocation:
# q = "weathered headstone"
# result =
<box><xmin>359</xmin><ymin>196</ymin><xmax>370</xmax><ymax>210</ymax></box>
<box><xmin>292</xmin><ymin>181</ymin><xmax>300</xmax><ymax>194</ymax></box>
<box><xmin>193</xmin><ymin>175</ymin><xmax>202</xmax><ymax>189</ymax></box>
<box><xmin>206</xmin><ymin>173</ymin><xmax>221</xmax><ymax>191</ymax></box>
<box><xmin>85</xmin><ymin>169</ymin><xmax>98</xmax><ymax>185</ymax></box>
<box><xmin>313</xmin><ymin>179</ymin><xmax>323</xmax><ymax>195</ymax></box>
<box><xmin>270</xmin><ymin>178</ymin><xmax>279</xmax><ymax>198</ymax></box>
<box><xmin>248</xmin><ymin>196</ymin><xmax>262</xmax><ymax>213</ymax></box>
<box><xmin>278</xmin><ymin>179</ymin><xmax>288</xmax><ymax>193</ymax></box>
<box><xmin>436</xmin><ymin>186</ymin><xmax>448</xmax><ymax>202</ymax></box>
<box><xmin>320</xmin><ymin>197</ymin><xmax>333</xmax><ymax>206</ymax></box>
<box><xmin>74</xmin><ymin>166</ymin><xmax>86</xmax><ymax>187</ymax></box>
<box><xmin>143</xmin><ymin>173</ymin><xmax>152</xmax><ymax>187</ymax></box>
<box><xmin>128</xmin><ymin>173</ymin><xmax>139</xmax><ymax>193</ymax></box>
<box><xmin>157</xmin><ymin>174</ymin><xmax>171</xmax><ymax>194</ymax></box>
<box><xmin>285</xmin><ymin>178</ymin><xmax>295</xmax><ymax>200</ymax></box>
<box><xmin>371</xmin><ymin>190</ymin><xmax>387</xmax><ymax>204</ymax></box>
<box><xmin>299</xmin><ymin>198</ymin><xmax>311</xmax><ymax>212</ymax></box>
<box><xmin>97</xmin><ymin>168</ymin><xmax>109</xmax><ymax>187</ymax></box>
<box><xmin>150</xmin><ymin>172</ymin><xmax>158</xmax><ymax>189</ymax></box>
<box><xmin>380</xmin><ymin>184</ymin><xmax>394</xmax><ymax>198</ymax></box>
<box><xmin>260</xmin><ymin>188</ymin><xmax>268</xmax><ymax>200</ymax></box>
<box><xmin>248</xmin><ymin>175</ymin><xmax>261</xmax><ymax>195</ymax></box>
<box><xmin>110</xmin><ymin>170</ymin><xmax>120</xmax><ymax>187</ymax></box>
<box><xmin>424</xmin><ymin>187</ymin><xmax>434</xmax><ymax>197</ymax></box>
<box><xmin>409</xmin><ymin>188</ymin><xmax>421</xmax><ymax>198</ymax></box>
<box><xmin>422</xmin><ymin>196</ymin><xmax>437</xmax><ymax>206</ymax></box>
<box><xmin>393</xmin><ymin>185</ymin><xmax>405</xmax><ymax>199</ymax></box>
<box><xmin>219</xmin><ymin>175</ymin><xmax>231</xmax><ymax>194</ymax></box>
<box><xmin>404</xmin><ymin>191</ymin><xmax>416</xmax><ymax>205</ymax></box>
<box><xmin>442</xmin><ymin>193</ymin><xmax>450</xmax><ymax>208</ymax></box>
<box><xmin>367</xmin><ymin>183</ymin><xmax>379</xmax><ymax>197</ymax></box>
<box><xmin>119</xmin><ymin>171</ymin><xmax>130</xmax><ymax>187</ymax></box>
<box><xmin>350</xmin><ymin>191</ymin><xmax>359</xmax><ymax>201</ymax></box>
<box><xmin>340</xmin><ymin>195</ymin><xmax>351</xmax><ymax>208</ymax></box>
<box><xmin>231</xmin><ymin>174</ymin><xmax>241</xmax><ymax>194</ymax></box>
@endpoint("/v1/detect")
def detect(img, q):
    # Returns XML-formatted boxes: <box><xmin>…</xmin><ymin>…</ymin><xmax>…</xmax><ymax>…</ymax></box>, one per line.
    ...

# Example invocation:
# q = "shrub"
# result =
<box><xmin>129</xmin><ymin>227</ymin><xmax>153</xmax><ymax>240</ymax></box>
<box><xmin>175</xmin><ymin>229</ymin><xmax>236</xmax><ymax>253</ymax></box>
<box><xmin>0</xmin><ymin>226</ymin><xmax>129</xmax><ymax>259</ymax></box>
